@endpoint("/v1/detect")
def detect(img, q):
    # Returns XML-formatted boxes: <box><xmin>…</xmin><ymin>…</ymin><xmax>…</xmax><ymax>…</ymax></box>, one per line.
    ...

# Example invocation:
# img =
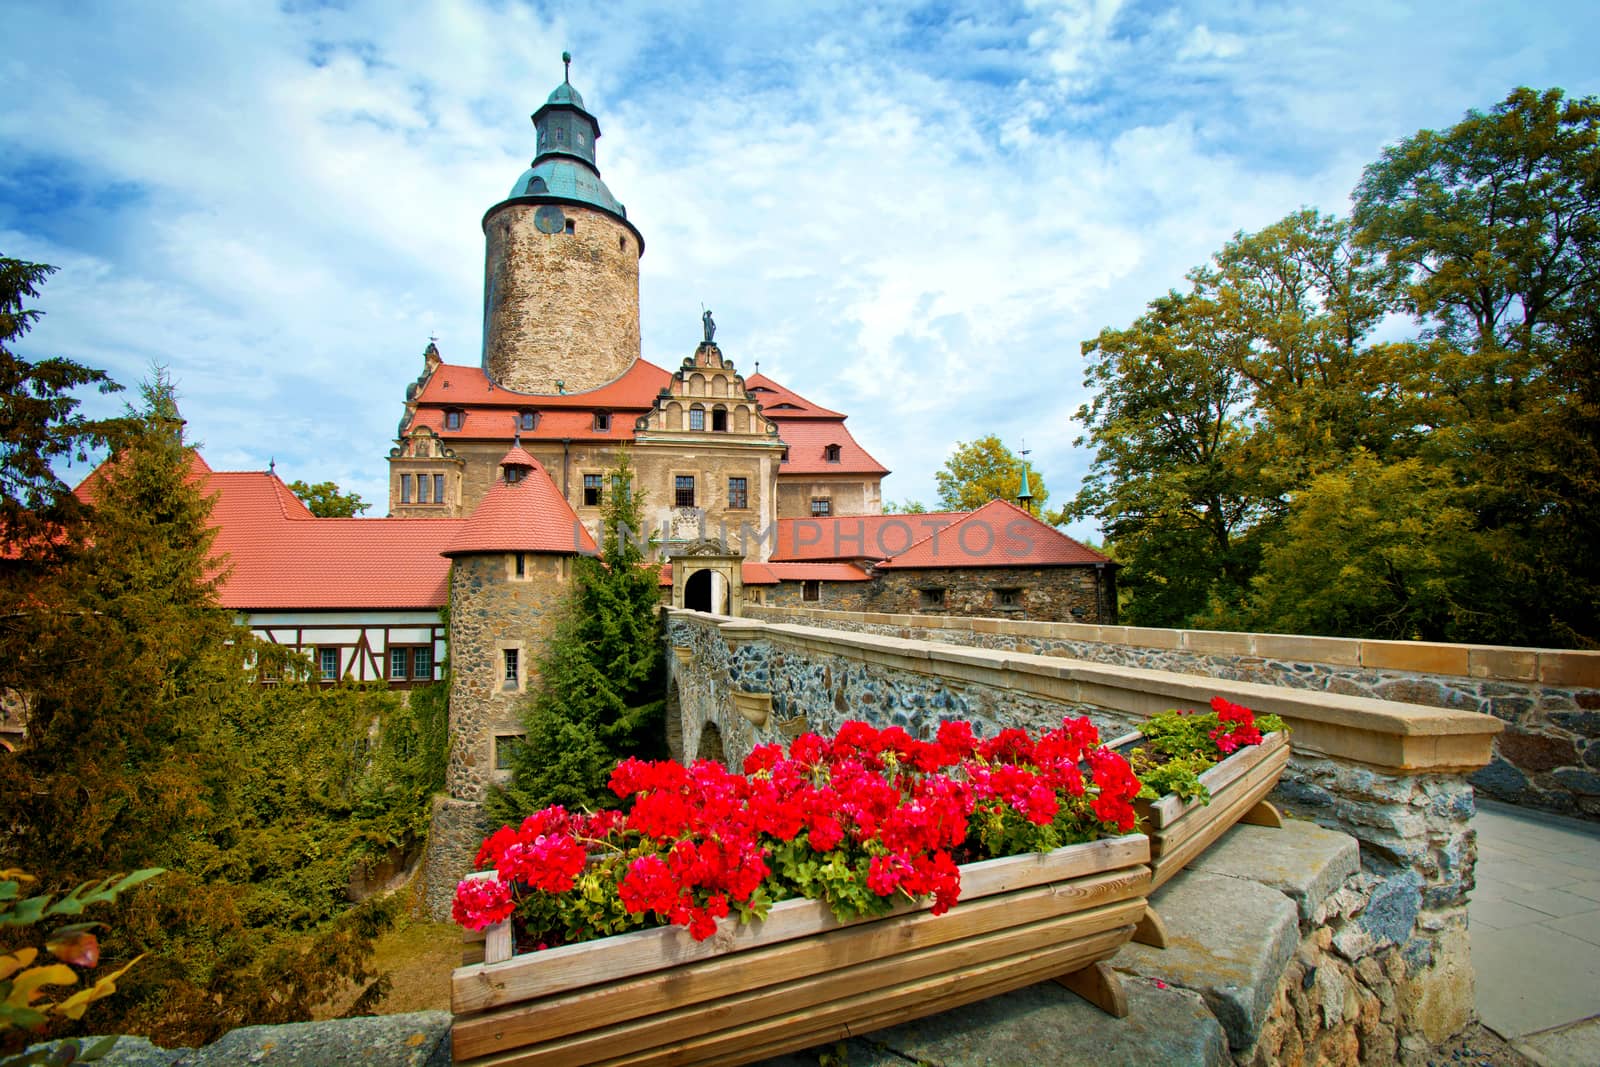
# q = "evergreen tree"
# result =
<box><xmin>1</xmin><ymin>368</ymin><xmax>243</xmax><ymax>876</ymax></box>
<box><xmin>0</xmin><ymin>256</ymin><xmax>129</xmax><ymax>558</ymax></box>
<box><xmin>491</xmin><ymin>449</ymin><xmax>666</xmax><ymax>819</ymax></box>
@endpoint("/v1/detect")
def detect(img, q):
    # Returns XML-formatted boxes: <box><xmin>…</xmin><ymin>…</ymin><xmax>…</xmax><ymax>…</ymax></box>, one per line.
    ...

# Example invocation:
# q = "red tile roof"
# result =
<box><xmin>761</xmin><ymin>562</ymin><xmax>872</xmax><ymax>582</ymax></box>
<box><xmin>443</xmin><ymin>456</ymin><xmax>596</xmax><ymax>557</ymax></box>
<box><xmin>203</xmin><ymin>471</ymin><xmax>461</xmax><ymax>610</ymax></box>
<box><xmin>407</xmin><ymin>360</ymin><xmax>669</xmax><ymax>443</ymax></box>
<box><xmin>773</xmin><ymin>512</ymin><xmax>969</xmax><ymax>561</ymax></box>
<box><xmin>875</xmin><ymin>499</ymin><xmax>1112</xmax><ymax>569</ymax></box>
<box><xmin>773</xmin><ymin>419</ymin><xmax>889</xmax><ymax>476</ymax></box>
<box><xmin>743</xmin><ymin>374</ymin><xmax>844</xmax><ymax>419</ymax></box>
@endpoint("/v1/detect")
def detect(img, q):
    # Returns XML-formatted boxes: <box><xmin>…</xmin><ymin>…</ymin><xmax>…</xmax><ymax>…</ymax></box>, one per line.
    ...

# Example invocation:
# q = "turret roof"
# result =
<box><xmin>443</xmin><ymin>453</ymin><xmax>595</xmax><ymax>557</ymax></box>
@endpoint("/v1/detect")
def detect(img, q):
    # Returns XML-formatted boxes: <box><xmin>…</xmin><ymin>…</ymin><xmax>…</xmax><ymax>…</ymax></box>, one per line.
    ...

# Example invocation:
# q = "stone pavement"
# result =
<box><xmin>1471</xmin><ymin>799</ymin><xmax>1600</xmax><ymax>1066</ymax></box>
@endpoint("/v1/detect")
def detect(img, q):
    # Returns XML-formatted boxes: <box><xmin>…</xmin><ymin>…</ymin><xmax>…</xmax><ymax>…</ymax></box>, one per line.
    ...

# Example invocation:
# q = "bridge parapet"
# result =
<box><xmin>666</xmin><ymin>606</ymin><xmax>1505</xmax><ymax>1047</ymax></box>
<box><xmin>745</xmin><ymin>604</ymin><xmax>1600</xmax><ymax>820</ymax></box>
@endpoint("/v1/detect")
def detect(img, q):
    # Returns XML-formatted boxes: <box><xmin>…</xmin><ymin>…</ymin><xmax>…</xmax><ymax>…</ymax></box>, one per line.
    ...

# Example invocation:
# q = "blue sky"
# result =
<box><xmin>3</xmin><ymin>1</ymin><xmax>1595</xmax><ymax>535</ymax></box>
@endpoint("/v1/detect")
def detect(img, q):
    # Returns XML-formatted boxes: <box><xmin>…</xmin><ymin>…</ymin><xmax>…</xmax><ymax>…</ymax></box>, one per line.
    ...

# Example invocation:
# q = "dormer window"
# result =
<box><xmin>525</xmin><ymin>177</ymin><xmax>548</xmax><ymax>195</ymax></box>
<box><xmin>824</xmin><ymin>444</ymin><xmax>842</xmax><ymax>463</ymax></box>
<box><xmin>444</xmin><ymin>409</ymin><xmax>464</xmax><ymax>431</ymax></box>
<box><xmin>518</xmin><ymin>410</ymin><xmax>538</xmax><ymax>431</ymax></box>
<box><xmin>594</xmin><ymin>412</ymin><xmax>611</xmax><ymax>432</ymax></box>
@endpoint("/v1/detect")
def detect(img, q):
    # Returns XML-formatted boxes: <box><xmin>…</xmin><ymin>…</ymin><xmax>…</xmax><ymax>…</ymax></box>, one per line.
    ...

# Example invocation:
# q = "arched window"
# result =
<box><xmin>525</xmin><ymin>176</ymin><xmax>547</xmax><ymax>194</ymax></box>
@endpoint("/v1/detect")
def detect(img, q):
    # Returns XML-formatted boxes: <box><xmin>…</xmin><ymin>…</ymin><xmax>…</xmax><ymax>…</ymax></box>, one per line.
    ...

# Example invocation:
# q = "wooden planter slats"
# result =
<box><xmin>451</xmin><ymin>834</ymin><xmax>1151</xmax><ymax>1067</ymax></box>
<box><xmin>600</xmin><ymin>926</ymin><xmax>1140</xmax><ymax>1067</ymax></box>
<box><xmin>1136</xmin><ymin>730</ymin><xmax>1290</xmax><ymax>892</ymax></box>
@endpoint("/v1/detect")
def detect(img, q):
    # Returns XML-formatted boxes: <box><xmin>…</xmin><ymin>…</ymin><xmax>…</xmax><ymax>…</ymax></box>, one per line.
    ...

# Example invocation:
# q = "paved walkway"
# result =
<box><xmin>1471</xmin><ymin>798</ymin><xmax>1600</xmax><ymax>1065</ymax></box>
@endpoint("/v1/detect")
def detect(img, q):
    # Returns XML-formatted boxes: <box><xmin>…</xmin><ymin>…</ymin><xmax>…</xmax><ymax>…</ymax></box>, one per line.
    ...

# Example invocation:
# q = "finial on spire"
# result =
<box><xmin>1017</xmin><ymin>440</ymin><xmax>1035</xmax><ymax>512</ymax></box>
<box><xmin>562</xmin><ymin>51</ymin><xmax>572</xmax><ymax>83</ymax></box>
<box><xmin>268</xmin><ymin>457</ymin><xmax>276</xmax><ymax>475</ymax></box>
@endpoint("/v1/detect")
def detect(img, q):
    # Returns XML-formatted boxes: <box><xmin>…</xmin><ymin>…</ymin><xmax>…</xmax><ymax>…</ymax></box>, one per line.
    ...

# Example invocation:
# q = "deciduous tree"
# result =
<box><xmin>287</xmin><ymin>479</ymin><xmax>369</xmax><ymax>517</ymax></box>
<box><xmin>934</xmin><ymin>435</ymin><xmax>1048</xmax><ymax>513</ymax></box>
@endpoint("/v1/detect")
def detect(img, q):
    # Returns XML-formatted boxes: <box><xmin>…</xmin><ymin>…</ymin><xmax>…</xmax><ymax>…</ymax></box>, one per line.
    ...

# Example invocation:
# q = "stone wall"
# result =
<box><xmin>666</xmin><ymin>609</ymin><xmax>1498</xmax><ymax>1052</ymax></box>
<box><xmin>481</xmin><ymin>202</ymin><xmax>641</xmax><ymax>395</ymax></box>
<box><xmin>425</xmin><ymin>552</ymin><xmax>568</xmax><ymax>919</ymax></box>
<box><xmin>444</xmin><ymin>553</ymin><xmax>568</xmax><ymax>803</ymax></box>
<box><xmin>871</xmin><ymin>564</ymin><xmax>1111</xmax><ymax>622</ymax></box>
<box><xmin>748</xmin><ymin>605</ymin><xmax>1600</xmax><ymax>819</ymax></box>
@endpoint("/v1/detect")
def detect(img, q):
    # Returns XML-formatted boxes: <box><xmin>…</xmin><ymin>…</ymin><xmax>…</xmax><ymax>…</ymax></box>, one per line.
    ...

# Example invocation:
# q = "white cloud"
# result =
<box><xmin>3</xmin><ymin>0</ymin><xmax>1597</xmax><ymax>522</ymax></box>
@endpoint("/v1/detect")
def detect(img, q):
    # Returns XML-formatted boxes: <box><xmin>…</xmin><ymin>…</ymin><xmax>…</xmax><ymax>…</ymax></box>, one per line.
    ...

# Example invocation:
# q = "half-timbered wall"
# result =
<box><xmin>244</xmin><ymin>610</ymin><xmax>447</xmax><ymax>688</ymax></box>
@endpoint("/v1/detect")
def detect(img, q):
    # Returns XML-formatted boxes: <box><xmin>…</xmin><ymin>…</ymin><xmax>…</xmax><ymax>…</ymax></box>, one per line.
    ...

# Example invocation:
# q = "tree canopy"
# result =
<box><xmin>1069</xmin><ymin>87</ymin><xmax>1599</xmax><ymax>647</ymax></box>
<box><xmin>0</xmin><ymin>353</ymin><xmax>445</xmax><ymax>1046</ymax></box>
<box><xmin>288</xmin><ymin>479</ymin><xmax>370</xmax><ymax>517</ymax></box>
<box><xmin>0</xmin><ymin>256</ymin><xmax>128</xmax><ymax>557</ymax></box>
<box><xmin>934</xmin><ymin>434</ymin><xmax>1048</xmax><ymax>513</ymax></box>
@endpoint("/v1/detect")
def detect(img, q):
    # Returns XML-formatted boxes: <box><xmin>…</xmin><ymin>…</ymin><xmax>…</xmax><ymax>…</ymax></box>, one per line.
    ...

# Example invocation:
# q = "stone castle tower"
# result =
<box><xmin>481</xmin><ymin>53</ymin><xmax>645</xmax><ymax>395</ymax></box>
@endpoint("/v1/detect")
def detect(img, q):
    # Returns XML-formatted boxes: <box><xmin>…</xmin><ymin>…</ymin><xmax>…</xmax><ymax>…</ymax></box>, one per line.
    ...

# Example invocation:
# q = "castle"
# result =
<box><xmin>74</xmin><ymin>62</ymin><xmax>1115</xmax><ymax>818</ymax></box>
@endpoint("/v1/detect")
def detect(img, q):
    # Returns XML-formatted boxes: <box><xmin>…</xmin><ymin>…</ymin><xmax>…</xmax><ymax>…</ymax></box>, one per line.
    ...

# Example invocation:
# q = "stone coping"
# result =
<box><xmin>670</xmin><ymin>609</ymin><xmax>1503</xmax><ymax>774</ymax></box>
<box><xmin>748</xmin><ymin>604</ymin><xmax>1600</xmax><ymax>688</ymax></box>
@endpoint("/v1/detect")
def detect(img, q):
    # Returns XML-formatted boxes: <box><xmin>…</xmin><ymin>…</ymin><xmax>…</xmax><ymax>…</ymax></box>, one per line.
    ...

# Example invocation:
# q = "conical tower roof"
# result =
<box><xmin>443</xmin><ymin>451</ymin><xmax>596</xmax><ymax>557</ymax></box>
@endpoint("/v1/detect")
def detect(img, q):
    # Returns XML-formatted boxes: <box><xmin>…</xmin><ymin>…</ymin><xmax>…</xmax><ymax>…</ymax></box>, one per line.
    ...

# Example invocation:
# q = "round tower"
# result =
<box><xmin>482</xmin><ymin>55</ymin><xmax>645</xmax><ymax>395</ymax></box>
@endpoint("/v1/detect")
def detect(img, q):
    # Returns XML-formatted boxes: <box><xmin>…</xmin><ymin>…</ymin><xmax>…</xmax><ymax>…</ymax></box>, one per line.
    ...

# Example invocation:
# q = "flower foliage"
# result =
<box><xmin>1127</xmin><ymin>697</ymin><xmax>1287</xmax><ymax>803</ymax></box>
<box><xmin>454</xmin><ymin>717</ymin><xmax>1142</xmax><ymax>946</ymax></box>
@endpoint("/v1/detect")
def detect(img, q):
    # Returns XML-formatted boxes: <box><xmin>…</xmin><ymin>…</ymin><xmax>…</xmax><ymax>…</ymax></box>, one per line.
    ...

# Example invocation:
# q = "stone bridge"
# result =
<box><xmin>663</xmin><ymin>605</ymin><xmax>1533</xmax><ymax>1059</ymax></box>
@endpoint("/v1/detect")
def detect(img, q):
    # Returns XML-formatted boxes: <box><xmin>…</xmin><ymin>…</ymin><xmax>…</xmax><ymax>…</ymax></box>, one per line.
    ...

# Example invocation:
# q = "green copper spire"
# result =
<box><xmin>1017</xmin><ymin>446</ymin><xmax>1034</xmax><ymax>512</ymax></box>
<box><xmin>494</xmin><ymin>53</ymin><xmax>632</xmax><ymax>222</ymax></box>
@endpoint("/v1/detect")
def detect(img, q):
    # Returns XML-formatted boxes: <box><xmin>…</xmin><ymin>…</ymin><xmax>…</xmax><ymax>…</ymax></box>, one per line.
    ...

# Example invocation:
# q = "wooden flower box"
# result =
<box><xmin>1114</xmin><ymin>730</ymin><xmax>1290</xmax><ymax>947</ymax></box>
<box><xmin>451</xmin><ymin>834</ymin><xmax>1152</xmax><ymax>1067</ymax></box>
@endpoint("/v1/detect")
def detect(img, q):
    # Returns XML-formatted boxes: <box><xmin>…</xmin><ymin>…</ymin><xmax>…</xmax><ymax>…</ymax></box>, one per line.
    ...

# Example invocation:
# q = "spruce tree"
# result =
<box><xmin>2</xmin><ymin>368</ymin><xmax>245</xmax><ymax>876</ymax></box>
<box><xmin>491</xmin><ymin>449</ymin><xmax>666</xmax><ymax>819</ymax></box>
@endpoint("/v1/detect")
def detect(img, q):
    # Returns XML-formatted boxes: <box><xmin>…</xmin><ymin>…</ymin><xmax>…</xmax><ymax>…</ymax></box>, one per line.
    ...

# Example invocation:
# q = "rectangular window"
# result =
<box><xmin>612</xmin><ymin>474</ymin><xmax>630</xmax><ymax>500</ymax></box>
<box><xmin>390</xmin><ymin>647</ymin><xmax>409</xmax><ymax>680</ymax></box>
<box><xmin>503</xmin><ymin>647</ymin><xmax>520</xmax><ymax>689</ymax></box>
<box><xmin>675</xmin><ymin>475</ymin><xmax>696</xmax><ymax>508</ymax></box>
<box><xmin>583</xmin><ymin>473</ymin><xmax>603</xmax><ymax>507</ymax></box>
<box><xmin>594</xmin><ymin>412</ymin><xmax>611</xmax><ymax>432</ymax></box>
<box><xmin>417</xmin><ymin>473</ymin><xmax>431</xmax><ymax>504</ymax></box>
<box><xmin>727</xmin><ymin>476</ymin><xmax>748</xmax><ymax>509</ymax></box>
<box><xmin>803</xmin><ymin>580</ymin><xmax>820</xmax><ymax>603</ymax></box>
<box><xmin>995</xmin><ymin>587</ymin><xmax>1022</xmax><ymax>609</ymax></box>
<box><xmin>494</xmin><ymin>734</ymin><xmax>524</xmax><ymax>771</ymax></box>
<box><xmin>810</xmin><ymin>498</ymin><xmax>832</xmax><ymax>517</ymax></box>
<box><xmin>689</xmin><ymin>408</ymin><xmax>706</xmax><ymax>431</ymax></box>
<box><xmin>514</xmin><ymin>551</ymin><xmax>526</xmax><ymax>578</ymax></box>
<box><xmin>445</xmin><ymin>410</ymin><xmax>463</xmax><ymax>430</ymax></box>
<box><xmin>433</xmin><ymin>473</ymin><xmax>445</xmax><ymax>504</ymax></box>
<box><xmin>413</xmin><ymin>646</ymin><xmax>433</xmax><ymax>680</ymax></box>
<box><xmin>919</xmin><ymin>588</ymin><xmax>946</xmax><ymax>610</ymax></box>
<box><xmin>399</xmin><ymin>474</ymin><xmax>411</xmax><ymax>504</ymax></box>
<box><xmin>319</xmin><ymin>647</ymin><xmax>339</xmax><ymax>681</ymax></box>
